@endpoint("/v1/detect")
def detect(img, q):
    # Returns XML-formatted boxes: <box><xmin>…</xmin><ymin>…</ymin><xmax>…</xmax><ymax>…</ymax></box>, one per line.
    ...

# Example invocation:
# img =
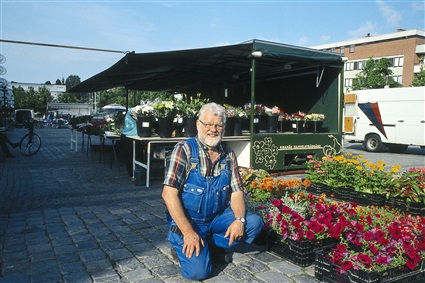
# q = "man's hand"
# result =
<box><xmin>182</xmin><ymin>230</ymin><xmax>205</xmax><ymax>258</ymax></box>
<box><xmin>224</xmin><ymin>220</ymin><xmax>245</xmax><ymax>246</ymax></box>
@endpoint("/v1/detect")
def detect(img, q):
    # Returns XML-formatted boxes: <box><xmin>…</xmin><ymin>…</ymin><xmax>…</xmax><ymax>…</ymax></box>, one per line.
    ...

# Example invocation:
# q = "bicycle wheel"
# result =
<box><xmin>19</xmin><ymin>133</ymin><xmax>42</xmax><ymax>156</ymax></box>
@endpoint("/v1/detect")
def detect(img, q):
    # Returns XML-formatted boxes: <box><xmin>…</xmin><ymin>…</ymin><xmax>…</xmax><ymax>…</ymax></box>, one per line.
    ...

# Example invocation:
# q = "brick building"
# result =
<box><xmin>311</xmin><ymin>29</ymin><xmax>425</xmax><ymax>92</ymax></box>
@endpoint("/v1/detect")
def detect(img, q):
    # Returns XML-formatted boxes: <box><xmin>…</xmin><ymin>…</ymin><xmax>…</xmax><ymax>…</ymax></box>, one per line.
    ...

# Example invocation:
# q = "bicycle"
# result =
<box><xmin>19</xmin><ymin>119</ymin><xmax>42</xmax><ymax>156</ymax></box>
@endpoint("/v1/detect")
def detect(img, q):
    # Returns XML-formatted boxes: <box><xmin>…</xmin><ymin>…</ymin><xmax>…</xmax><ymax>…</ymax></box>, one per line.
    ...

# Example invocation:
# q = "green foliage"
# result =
<box><xmin>352</xmin><ymin>57</ymin><xmax>402</xmax><ymax>90</ymax></box>
<box><xmin>412</xmin><ymin>60</ymin><xmax>425</xmax><ymax>86</ymax></box>
<box><xmin>12</xmin><ymin>86</ymin><xmax>53</xmax><ymax>113</ymax></box>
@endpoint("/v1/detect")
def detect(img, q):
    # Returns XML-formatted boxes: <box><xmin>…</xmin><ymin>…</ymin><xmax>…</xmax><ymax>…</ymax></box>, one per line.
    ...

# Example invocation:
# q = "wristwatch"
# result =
<box><xmin>235</xmin><ymin>217</ymin><xmax>246</xmax><ymax>224</ymax></box>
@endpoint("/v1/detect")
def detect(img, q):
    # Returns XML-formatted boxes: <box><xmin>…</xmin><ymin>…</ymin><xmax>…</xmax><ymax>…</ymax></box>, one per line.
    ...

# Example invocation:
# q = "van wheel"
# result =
<box><xmin>386</xmin><ymin>144</ymin><xmax>408</xmax><ymax>153</ymax></box>
<box><xmin>363</xmin><ymin>134</ymin><xmax>383</xmax><ymax>152</ymax></box>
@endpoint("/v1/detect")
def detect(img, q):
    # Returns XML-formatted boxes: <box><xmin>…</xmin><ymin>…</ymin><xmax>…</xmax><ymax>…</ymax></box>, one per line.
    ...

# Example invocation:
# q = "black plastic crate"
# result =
<box><xmin>315</xmin><ymin>249</ymin><xmax>425</xmax><ymax>283</ymax></box>
<box><xmin>267</xmin><ymin>232</ymin><xmax>337</xmax><ymax>267</ymax></box>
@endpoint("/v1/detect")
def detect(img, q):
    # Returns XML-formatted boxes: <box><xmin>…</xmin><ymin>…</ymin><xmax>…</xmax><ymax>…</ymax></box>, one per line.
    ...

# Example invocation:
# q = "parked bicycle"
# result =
<box><xmin>19</xmin><ymin>119</ymin><xmax>42</xmax><ymax>156</ymax></box>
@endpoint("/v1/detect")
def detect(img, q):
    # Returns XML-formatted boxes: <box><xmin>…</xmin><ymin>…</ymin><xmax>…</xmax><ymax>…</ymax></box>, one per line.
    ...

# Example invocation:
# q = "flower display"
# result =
<box><xmin>234</xmin><ymin>106</ymin><xmax>248</xmax><ymax>119</ymax></box>
<box><xmin>176</xmin><ymin>93</ymin><xmax>209</xmax><ymax>118</ymax></box>
<box><xmin>264</xmin><ymin>106</ymin><xmax>282</xmax><ymax>116</ymax></box>
<box><xmin>304</xmin><ymin>113</ymin><xmax>325</xmax><ymax>121</ymax></box>
<box><xmin>131</xmin><ymin>101</ymin><xmax>155</xmax><ymax>118</ymax></box>
<box><xmin>153</xmin><ymin>99</ymin><xmax>177</xmax><ymax>118</ymax></box>
<box><xmin>327</xmin><ymin>212</ymin><xmax>425</xmax><ymax>273</ymax></box>
<box><xmin>386</xmin><ymin>167</ymin><xmax>425</xmax><ymax>204</ymax></box>
<box><xmin>244</xmin><ymin>103</ymin><xmax>265</xmax><ymax>116</ymax></box>
<box><xmin>305</xmin><ymin>153</ymin><xmax>403</xmax><ymax>195</ymax></box>
<box><xmin>290</xmin><ymin>111</ymin><xmax>306</xmax><ymax>121</ymax></box>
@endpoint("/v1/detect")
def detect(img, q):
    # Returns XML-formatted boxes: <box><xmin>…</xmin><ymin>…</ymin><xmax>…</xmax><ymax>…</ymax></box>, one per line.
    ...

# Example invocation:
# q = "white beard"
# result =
<box><xmin>199</xmin><ymin>132</ymin><xmax>222</xmax><ymax>147</ymax></box>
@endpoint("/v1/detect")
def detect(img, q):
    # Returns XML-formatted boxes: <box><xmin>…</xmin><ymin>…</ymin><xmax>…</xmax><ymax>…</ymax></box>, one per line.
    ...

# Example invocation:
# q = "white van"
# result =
<box><xmin>343</xmin><ymin>86</ymin><xmax>425</xmax><ymax>152</ymax></box>
<box><xmin>14</xmin><ymin>109</ymin><xmax>34</xmax><ymax>128</ymax></box>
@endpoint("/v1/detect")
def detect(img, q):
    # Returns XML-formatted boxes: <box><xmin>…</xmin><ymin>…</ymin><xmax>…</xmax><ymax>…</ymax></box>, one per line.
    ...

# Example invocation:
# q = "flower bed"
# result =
<box><xmin>316</xmin><ymin>249</ymin><xmax>425</xmax><ymax>283</ymax></box>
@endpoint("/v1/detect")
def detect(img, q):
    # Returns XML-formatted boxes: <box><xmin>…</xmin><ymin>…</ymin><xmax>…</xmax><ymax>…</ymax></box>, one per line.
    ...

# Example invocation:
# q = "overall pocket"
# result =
<box><xmin>182</xmin><ymin>184</ymin><xmax>204</xmax><ymax>213</ymax></box>
<box><xmin>214</xmin><ymin>186</ymin><xmax>230</xmax><ymax>213</ymax></box>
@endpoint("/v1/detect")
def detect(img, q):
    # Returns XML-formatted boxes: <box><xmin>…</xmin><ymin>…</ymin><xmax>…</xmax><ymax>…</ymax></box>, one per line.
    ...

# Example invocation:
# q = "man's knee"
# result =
<box><xmin>179</xmin><ymin>251</ymin><xmax>212</xmax><ymax>280</ymax></box>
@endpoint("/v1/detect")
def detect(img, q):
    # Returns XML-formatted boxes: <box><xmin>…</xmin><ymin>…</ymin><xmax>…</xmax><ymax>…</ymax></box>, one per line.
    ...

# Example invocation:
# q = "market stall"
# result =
<box><xmin>70</xmin><ymin>39</ymin><xmax>345</xmax><ymax>177</ymax></box>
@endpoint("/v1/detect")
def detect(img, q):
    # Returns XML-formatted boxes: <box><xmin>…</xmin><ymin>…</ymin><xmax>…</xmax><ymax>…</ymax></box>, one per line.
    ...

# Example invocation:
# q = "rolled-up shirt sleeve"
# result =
<box><xmin>163</xmin><ymin>141</ymin><xmax>190</xmax><ymax>190</ymax></box>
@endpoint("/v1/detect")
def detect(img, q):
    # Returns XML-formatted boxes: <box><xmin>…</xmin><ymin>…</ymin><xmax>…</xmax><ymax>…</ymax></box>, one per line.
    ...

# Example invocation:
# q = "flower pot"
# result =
<box><xmin>137</xmin><ymin>117</ymin><xmax>152</xmax><ymax>137</ymax></box>
<box><xmin>267</xmin><ymin>115</ymin><xmax>279</xmax><ymax>133</ymax></box>
<box><xmin>316</xmin><ymin>249</ymin><xmax>425</xmax><ymax>283</ymax></box>
<box><xmin>183</xmin><ymin>117</ymin><xmax>197</xmax><ymax>137</ymax></box>
<box><xmin>253</xmin><ymin>116</ymin><xmax>260</xmax><ymax>133</ymax></box>
<box><xmin>267</xmin><ymin>231</ymin><xmax>338</xmax><ymax>267</ymax></box>
<box><xmin>292</xmin><ymin>120</ymin><xmax>305</xmax><ymax>133</ymax></box>
<box><xmin>233</xmin><ymin>117</ymin><xmax>243</xmax><ymax>136</ymax></box>
<box><xmin>305</xmin><ymin>121</ymin><xmax>323</xmax><ymax>133</ymax></box>
<box><xmin>224</xmin><ymin>116</ymin><xmax>235</xmax><ymax>136</ymax></box>
<box><xmin>157</xmin><ymin>117</ymin><xmax>174</xmax><ymax>138</ymax></box>
<box><xmin>279</xmin><ymin>120</ymin><xmax>292</xmax><ymax>132</ymax></box>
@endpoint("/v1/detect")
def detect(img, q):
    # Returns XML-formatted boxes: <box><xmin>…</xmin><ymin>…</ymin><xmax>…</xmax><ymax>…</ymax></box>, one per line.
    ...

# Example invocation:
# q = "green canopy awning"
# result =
<box><xmin>69</xmin><ymin>39</ymin><xmax>344</xmax><ymax>93</ymax></box>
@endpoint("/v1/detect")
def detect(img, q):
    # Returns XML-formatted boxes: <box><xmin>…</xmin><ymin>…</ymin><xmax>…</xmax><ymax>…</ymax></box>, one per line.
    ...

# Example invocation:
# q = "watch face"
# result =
<box><xmin>236</xmin><ymin>217</ymin><xmax>246</xmax><ymax>223</ymax></box>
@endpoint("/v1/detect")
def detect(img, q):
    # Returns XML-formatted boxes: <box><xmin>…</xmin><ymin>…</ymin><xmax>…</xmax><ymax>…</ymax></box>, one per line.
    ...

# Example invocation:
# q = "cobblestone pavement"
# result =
<box><xmin>1</xmin><ymin>127</ymin><xmax>318</xmax><ymax>283</ymax></box>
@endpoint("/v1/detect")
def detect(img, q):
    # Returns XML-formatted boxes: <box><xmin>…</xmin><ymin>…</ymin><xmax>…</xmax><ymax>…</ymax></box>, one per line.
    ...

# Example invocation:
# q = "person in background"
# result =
<box><xmin>0</xmin><ymin>132</ymin><xmax>20</xmax><ymax>158</ymax></box>
<box><xmin>162</xmin><ymin>102</ymin><xmax>264</xmax><ymax>280</ymax></box>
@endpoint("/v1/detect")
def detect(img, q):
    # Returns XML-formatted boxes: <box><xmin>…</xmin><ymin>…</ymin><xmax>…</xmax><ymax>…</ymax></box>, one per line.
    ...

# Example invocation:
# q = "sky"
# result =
<box><xmin>0</xmin><ymin>0</ymin><xmax>424</xmax><ymax>85</ymax></box>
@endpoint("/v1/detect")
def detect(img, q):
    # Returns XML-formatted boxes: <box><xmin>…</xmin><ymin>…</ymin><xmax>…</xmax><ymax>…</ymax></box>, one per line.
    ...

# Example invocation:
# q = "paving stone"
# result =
<box><xmin>256</xmin><ymin>271</ymin><xmax>292</xmax><ymax>283</ymax></box>
<box><xmin>123</xmin><ymin>266</ymin><xmax>155</xmax><ymax>282</ymax></box>
<box><xmin>105</xmin><ymin>247</ymin><xmax>134</xmax><ymax>261</ymax></box>
<box><xmin>84</xmin><ymin>258</ymin><xmax>113</xmax><ymax>273</ymax></box>
<box><xmin>113</xmin><ymin>256</ymin><xmax>143</xmax><ymax>273</ymax></box>
<box><xmin>63</xmin><ymin>270</ymin><xmax>92</xmax><ymax>283</ymax></box>
<box><xmin>79</xmin><ymin>249</ymin><xmax>107</xmax><ymax>261</ymax></box>
<box><xmin>59</xmin><ymin>260</ymin><xmax>86</xmax><ymax>274</ymax></box>
<box><xmin>238</xmin><ymin>259</ymin><xmax>269</xmax><ymax>273</ymax></box>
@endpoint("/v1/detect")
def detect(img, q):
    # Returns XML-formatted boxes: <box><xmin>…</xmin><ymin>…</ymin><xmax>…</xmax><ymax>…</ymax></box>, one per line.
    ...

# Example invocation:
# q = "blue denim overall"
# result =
<box><xmin>167</xmin><ymin>138</ymin><xmax>264</xmax><ymax>280</ymax></box>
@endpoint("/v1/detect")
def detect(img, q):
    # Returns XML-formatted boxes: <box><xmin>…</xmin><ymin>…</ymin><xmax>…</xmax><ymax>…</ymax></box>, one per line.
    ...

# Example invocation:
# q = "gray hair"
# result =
<box><xmin>197</xmin><ymin>102</ymin><xmax>226</xmax><ymax>125</ymax></box>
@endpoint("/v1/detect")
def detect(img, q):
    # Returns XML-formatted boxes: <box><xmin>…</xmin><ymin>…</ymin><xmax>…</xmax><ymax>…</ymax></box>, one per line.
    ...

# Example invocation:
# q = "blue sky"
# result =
<box><xmin>1</xmin><ymin>0</ymin><xmax>424</xmax><ymax>84</ymax></box>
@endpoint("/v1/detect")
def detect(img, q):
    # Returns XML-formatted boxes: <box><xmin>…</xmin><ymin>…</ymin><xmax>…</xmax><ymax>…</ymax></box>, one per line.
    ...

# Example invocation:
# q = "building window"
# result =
<box><xmin>350</xmin><ymin>45</ymin><xmax>355</xmax><ymax>53</ymax></box>
<box><xmin>340</xmin><ymin>47</ymin><xmax>345</xmax><ymax>55</ymax></box>
<box><xmin>331</xmin><ymin>47</ymin><xmax>335</xmax><ymax>53</ymax></box>
<box><xmin>345</xmin><ymin>78</ymin><xmax>353</xmax><ymax>87</ymax></box>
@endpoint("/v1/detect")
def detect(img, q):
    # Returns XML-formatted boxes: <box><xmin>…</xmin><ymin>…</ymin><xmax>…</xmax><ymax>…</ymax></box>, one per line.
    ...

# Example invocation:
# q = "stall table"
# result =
<box><xmin>127</xmin><ymin>135</ymin><xmax>251</xmax><ymax>188</ymax></box>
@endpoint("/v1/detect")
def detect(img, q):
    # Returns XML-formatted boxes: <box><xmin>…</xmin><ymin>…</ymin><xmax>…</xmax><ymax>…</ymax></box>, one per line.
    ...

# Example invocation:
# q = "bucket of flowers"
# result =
<box><xmin>131</xmin><ymin>101</ymin><xmax>155</xmax><ymax>137</ymax></box>
<box><xmin>290</xmin><ymin>111</ymin><xmax>306</xmax><ymax>133</ymax></box>
<box><xmin>304</xmin><ymin>113</ymin><xmax>325</xmax><ymax>133</ymax></box>
<box><xmin>153</xmin><ymin>99</ymin><xmax>177</xmax><ymax>138</ymax></box>
<box><xmin>264</xmin><ymin>106</ymin><xmax>282</xmax><ymax>133</ymax></box>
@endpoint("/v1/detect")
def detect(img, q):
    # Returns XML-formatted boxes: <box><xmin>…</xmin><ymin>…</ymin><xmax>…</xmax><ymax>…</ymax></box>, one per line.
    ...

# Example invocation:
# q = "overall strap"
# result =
<box><xmin>186</xmin><ymin>138</ymin><xmax>199</xmax><ymax>170</ymax></box>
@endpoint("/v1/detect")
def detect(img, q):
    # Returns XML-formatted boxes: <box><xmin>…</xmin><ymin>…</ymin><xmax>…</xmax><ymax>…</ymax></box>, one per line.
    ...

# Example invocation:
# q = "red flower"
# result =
<box><xmin>341</xmin><ymin>260</ymin><xmax>353</xmax><ymax>271</ymax></box>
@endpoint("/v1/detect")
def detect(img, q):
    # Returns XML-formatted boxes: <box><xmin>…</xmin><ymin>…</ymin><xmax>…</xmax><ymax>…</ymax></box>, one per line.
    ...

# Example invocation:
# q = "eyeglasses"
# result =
<box><xmin>198</xmin><ymin>119</ymin><xmax>224</xmax><ymax>130</ymax></box>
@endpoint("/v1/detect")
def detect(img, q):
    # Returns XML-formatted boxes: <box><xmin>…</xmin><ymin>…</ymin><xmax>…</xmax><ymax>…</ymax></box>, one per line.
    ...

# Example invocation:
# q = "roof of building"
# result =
<box><xmin>310</xmin><ymin>29</ymin><xmax>425</xmax><ymax>50</ymax></box>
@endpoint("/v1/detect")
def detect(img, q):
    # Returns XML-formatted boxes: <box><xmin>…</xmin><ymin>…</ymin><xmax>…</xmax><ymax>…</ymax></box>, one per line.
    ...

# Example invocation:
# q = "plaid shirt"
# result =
<box><xmin>163</xmin><ymin>137</ymin><xmax>242</xmax><ymax>193</ymax></box>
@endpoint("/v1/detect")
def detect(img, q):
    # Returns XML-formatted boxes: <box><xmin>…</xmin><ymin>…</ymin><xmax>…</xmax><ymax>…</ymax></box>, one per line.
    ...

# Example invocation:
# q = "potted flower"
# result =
<box><xmin>131</xmin><ymin>101</ymin><xmax>155</xmax><ymax>137</ymax></box>
<box><xmin>290</xmin><ymin>111</ymin><xmax>306</xmax><ymax>133</ymax></box>
<box><xmin>264</xmin><ymin>105</ymin><xmax>282</xmax><ymax>133</ymax></box>
<box><xmin>233</xmin><ymin>106</ymin><xmax>248</xmax><ymax>135</ymax></box>
<box><xmin>244</xmin><ymin>103</ymin><xmax>265</xmax><ymax>133</ymax></box>
<box><xmin>319</xmin><ymin>211</ymin><xmax>425</xmax><ymax>282</ymax></box>
<box><xmin>153</xmin><ymin>99</ymin><xmax>177</xmax><ymax>138</ymax></box>
<box><xmin>304</xmin><ymin>113</ymin><xmax>325</xmax><ymax>133</ymax></box>
<box><xmin>176</xmin><ymin>93</ymin><xmax>209</xmax><ymax>137</ymax></box>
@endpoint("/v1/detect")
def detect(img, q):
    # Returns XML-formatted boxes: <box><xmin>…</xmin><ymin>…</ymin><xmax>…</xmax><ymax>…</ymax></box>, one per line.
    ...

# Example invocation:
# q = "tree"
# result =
<box><xmin>55</xmin><ymin>79</ymin><xmax>62</xmax><ymax>85</ymax></box>
<box><xmin>65</xmin><ymin>75</ymin><xmax>81</xmax><ymax>91</ymax></box>
<box><xmin>35</xmin><ymin>86</ymin><xmax>53</xmax><ymax>112</ymax></box>
<box><xmin>57</xmin><ymin>92</ymin><xmax>78</xmax><ymax>103</ymax></box>
<box><xmin>352</xmin><ymin>57</ymin><xmax>402</xmax><ymax>90</ymax></box>
<box><xmin>412</xmin><ymin>57</ymin><xmax>425</xmax><ymax>86</ymax></box>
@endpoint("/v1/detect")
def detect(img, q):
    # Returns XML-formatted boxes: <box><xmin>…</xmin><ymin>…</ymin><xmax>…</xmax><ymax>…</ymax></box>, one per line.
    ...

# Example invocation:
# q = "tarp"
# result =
<box><xmin>69</xmin><ymin>39</ymin><xmax>344</xmax><ymax>93</ymax></box>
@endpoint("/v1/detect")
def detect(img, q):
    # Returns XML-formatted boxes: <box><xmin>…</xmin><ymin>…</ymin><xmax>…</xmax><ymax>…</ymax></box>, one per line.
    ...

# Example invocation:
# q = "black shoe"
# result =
<box><xmin>11</xmin><ymin>142</ymin><xmax>20</xmax><ymax>149</ymax></box>
<box><xmin>210</xmin><ymin>247</ymin><xmax>232</xmax><ymax>264</ymax></box>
